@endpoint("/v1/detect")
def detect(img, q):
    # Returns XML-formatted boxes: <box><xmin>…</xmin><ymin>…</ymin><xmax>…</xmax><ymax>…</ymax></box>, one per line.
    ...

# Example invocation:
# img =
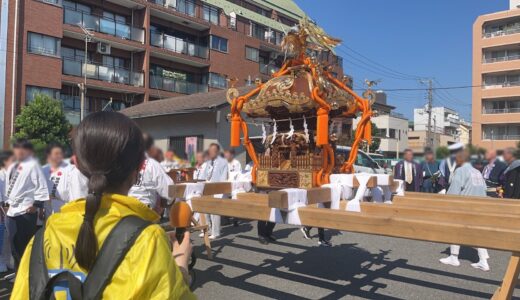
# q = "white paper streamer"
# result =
<box><xmin>270</xmin><ymin>119</ymin><xmax>277</xmax><ymax>145</ymax></box>
<box><xmin>285</xmin><ymin>118</ymin><xmax>294</xmax><ymax>140</ymax></box>
<box><xmin>303</xmin><ymin>115</ymin><xmax>310</xmax><ymax>143</ymax></box>
<box><xmin>261</xmin><ymin>122</ymin><xmax>267</xmax><ymax>144</ymax></box>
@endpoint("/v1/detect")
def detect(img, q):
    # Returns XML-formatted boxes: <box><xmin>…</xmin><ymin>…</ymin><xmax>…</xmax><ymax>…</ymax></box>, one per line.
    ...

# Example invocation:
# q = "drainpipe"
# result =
<box><xmin>0</xmin><ymin>0</ymin><xmax>10</xmax><ymax>148</ymax></box>
<box><xmin>10</xmin><ymin>0</ymin><xmax>19</xmax><ymax>141</ymax></box>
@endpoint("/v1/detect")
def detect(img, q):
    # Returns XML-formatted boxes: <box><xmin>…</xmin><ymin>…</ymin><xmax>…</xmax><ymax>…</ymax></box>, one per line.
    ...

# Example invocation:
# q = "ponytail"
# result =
<box><xmin>75</xmin><ymin>173</ymin><xmax>107</xmax><ymax>270</ymax></box>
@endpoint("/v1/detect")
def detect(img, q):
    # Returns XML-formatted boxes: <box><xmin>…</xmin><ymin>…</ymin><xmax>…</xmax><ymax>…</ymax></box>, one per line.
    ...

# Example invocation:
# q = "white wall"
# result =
<box><xmin>132</xmin><ymin>106</ymin><xmax>261</xmax><ymax>165</ymax></box>
<box><xmin>353</xmin><ymin>114</ymin><xmax>408</xmax><ymax>154</ymax></box>
<box><xmin>511</xmin><ymin>0</ymin><xmax>520</xmax><ymax>9</ymax></box>
<box><xmin>413</xmin><ymin>107</ymin><xmax>460</xmax><ymax>134</ymax></box>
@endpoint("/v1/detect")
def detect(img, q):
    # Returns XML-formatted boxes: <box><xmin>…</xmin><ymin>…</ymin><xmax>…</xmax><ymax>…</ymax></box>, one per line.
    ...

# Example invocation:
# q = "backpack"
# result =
<box><xmin>29</xmin><ymin>215</ymin><xmax>152</xmax><ymax>300</ymax></box>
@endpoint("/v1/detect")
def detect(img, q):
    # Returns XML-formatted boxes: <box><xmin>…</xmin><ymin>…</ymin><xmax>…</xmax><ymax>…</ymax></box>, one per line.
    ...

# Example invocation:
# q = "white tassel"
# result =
<box><xmin>303</xmin><ymin>116</ymin><xmax>310</xmax><ymax>143</ymax></box>
<box><xmin>261</xmin><ymin>122</ymin><xmax>267</xmax><ymax>144</ymax></box>
<box><xmin>285</xmin><ymin>118</ymin><xmax>294</xmax><ymax>140</ymax></box>
<box><xmin>270</xmin><ymin>119</ymin><xmax>277</xmax><ymax>145</ymax></box>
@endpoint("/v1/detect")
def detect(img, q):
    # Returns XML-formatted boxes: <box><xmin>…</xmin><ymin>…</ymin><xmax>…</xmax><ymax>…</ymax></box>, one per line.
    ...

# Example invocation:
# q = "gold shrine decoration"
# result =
<box><xmin>229</xmin><ymin>18</ymin><xmax>374</xmax><ymax>184</ymax></box>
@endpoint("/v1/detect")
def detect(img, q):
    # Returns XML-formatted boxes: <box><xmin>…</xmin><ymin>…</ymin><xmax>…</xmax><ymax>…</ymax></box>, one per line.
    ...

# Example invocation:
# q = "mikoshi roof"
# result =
<box><xmin>121</xmin><ymin>86</ymin><xmax>253</xmax><ymax>119</ymax></box>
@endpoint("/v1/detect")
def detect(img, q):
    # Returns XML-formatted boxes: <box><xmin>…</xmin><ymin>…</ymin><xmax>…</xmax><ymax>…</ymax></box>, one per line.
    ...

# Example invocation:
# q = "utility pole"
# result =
<box><xmin>79</xmin><ymin>26</ymin><xmax>93</xmax><ymax>121</ymax></box>
<box><xmin>424</xmin><ymin>79</ymin><xmax>434</xmax><ymax>148</ymax></box>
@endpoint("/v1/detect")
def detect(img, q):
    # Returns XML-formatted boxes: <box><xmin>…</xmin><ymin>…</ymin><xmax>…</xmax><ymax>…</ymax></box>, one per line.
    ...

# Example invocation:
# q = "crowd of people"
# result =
<box><xmin>394</xmin><ymin>143</ymin><xmax>520</xmax><ymax>272</ymax></box>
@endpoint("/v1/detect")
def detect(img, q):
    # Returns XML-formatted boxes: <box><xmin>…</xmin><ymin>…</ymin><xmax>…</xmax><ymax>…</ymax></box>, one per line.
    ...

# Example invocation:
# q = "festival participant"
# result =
<box><xmin>203</xmin><ymin>143</ymin><xmax>228</xmax><ymax>239</ymax></box>
<box><xmin>224</xmin><ymin>149</ymin><xmax>242</xmax><ymax>181</ymax></box>
<box><xmin>420</xmin><ymin>148</ymin><xmax>441</xmax><ymax>193</ymax></box>
<box><xmin>67</xmin><ymin>156</ymin><xmax>89</xmax><ymax>202</ymax></box>
<box><xmin>4</xmin><ymin>139</ymin><xmax>49</xmax><ymax>269</ymax></box>
<box><xmin>42</xmin><ymin>143</ymin><xmax>71</xmax><ymax>218</ymax></box>
<box><xmin>193</xmin><ymin>151</ymin><xmax>207</xmax><ymax>181</ymax></box>
<box><xmin>439</xmin><ymin>149</ymin><xmax>490</xmax><ymax>271</ymax></box>
<box><xmin>129</xmin><ymin>134</ymin><xmax>173</xmax><ymax>209</ymax></box>
<box><xmin>301</xmin><ymin>227</ymin><xmax>331</xmax><ymax>247</ymax></box>
<box><xmin>394</xmin><ymin>149</ymin><xmax>423</xmax><ymax>192</ymax></box>
<box><xmin>0</xmin><ymin>151</ymin><xmax>14</xmax><ymax>272</ymax></box>
<box><xmin>501</xmin><ymin>147</ymin><xmax>520</xmax><ymax>199</ymax></box>
<box><xmin>482</xmin><ymin>149</ymin><xmax>507</xmax><ymax>197</ymax></box>
<box><xmin>439</xmin><ymin>143</ymin><xmax>464</xmax><ymax>190</ymax></box>
<box><xmin>161</xmin><ymin>150</ymin><xmax>181</xmax><ymax>172</ymax></box>
<box><xmin>12</xmin><ymin>112</ymin><xmax>194</xmax><ymax>299</ymax></box>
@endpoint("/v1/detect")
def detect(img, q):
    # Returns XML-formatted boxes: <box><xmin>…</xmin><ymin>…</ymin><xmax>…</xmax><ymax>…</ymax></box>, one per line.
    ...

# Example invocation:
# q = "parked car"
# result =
<box><xmin>335</xmin><ymin>146</ymin><xmax>388</xmax><ymax>174</ymax></box>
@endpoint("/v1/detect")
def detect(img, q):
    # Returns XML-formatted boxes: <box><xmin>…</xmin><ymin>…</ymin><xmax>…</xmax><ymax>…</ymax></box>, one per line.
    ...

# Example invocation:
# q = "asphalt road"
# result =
<box><xmin>0</xmin><ymin>221</ymin><xmax>518</xmax><ymax>299</ymax></box>
<box><xmin>192</xmin><ymin>221</ymin><xmax>520</xmax><ymax>300</ymax></box>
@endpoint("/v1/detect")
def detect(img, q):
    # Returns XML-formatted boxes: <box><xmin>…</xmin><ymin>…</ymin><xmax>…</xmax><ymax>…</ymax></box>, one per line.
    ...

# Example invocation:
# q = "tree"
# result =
<box><xmin>14</xmin><ymin>94</ymin><xmax>71</xmax><ymax>160</ymax></box>
<box><xmin>368</xmin><ymin>123</ymin><xmax>381</xmax><ymax>153</ymax></box>
<box><xmin>436</xmin><ymin>146</ymin><xmax>449</xmax><ymax>159</ymax></box>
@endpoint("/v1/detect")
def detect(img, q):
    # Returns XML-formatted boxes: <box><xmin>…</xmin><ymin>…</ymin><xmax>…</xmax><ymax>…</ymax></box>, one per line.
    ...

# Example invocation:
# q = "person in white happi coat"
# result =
<box><xmin>439</xmin><ymin>149</ymin><xmax>491</xmax><ymax>271</ymax></box>
<box><xmin>128</xmin><ymin>134</ymin><xmax>173</xmax><ymax>209</ymax></box>
<box><xmin>66</xmin><ymin>161</ymin><xmax>89</xmax><ymax>202</ymax></box>
<box><xmin>0</xmin><ymin>151</ymin><xmax>14</xmax><ymax>272</ymax></box>
<box><xmin>4</xmin><ymin>139</ymin><xmax>49</xmax><ymax>269</ymax></box>
<box><xmin>203</xmin><ymin>144</ymin><xmax>228</xmax><ymax>239</ymax></box>
<box><xmin>224</xmin><ymin>149</ymin><xmax>242</xmax><ymax>181</ymax></box>
<box><xmin>42</xmin><ymin>144</ymin><xmax>70</xmax><ymax>219</ymax></box>
<box><xmin>193</xmin><ymin>151</ymin><xmax>207</xmax><ymax>181</ymax></box>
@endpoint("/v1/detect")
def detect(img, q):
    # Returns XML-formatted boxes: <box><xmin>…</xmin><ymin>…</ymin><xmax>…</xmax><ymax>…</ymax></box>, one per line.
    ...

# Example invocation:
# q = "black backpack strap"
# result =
<box><xmin>29</xmin><ymin>228</ymin><xmax>49</xmax><ymax>300</ymax></box>
<box><xmin>82</xmin><ymin>215</ymin><xmax>152</xmax><ymax>300</ymax></box>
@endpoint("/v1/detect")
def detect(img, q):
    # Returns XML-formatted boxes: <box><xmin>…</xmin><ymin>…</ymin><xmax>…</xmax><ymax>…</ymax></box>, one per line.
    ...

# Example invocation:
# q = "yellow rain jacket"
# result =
<box><xmin>11</xmin><ymin>193</ymin><xmax>195</xmax><ymax>300</ymax></box>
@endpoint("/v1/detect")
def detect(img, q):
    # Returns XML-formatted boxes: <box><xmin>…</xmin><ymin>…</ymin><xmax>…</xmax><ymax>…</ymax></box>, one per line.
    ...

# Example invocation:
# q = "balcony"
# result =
<box><xmin>150</xmin><ymin>75</ymin><xmax>208</xmax><ymax>94</ymax></box>
<box><xmin>483</xmin><ymin>81</ymin><xmax>520</xmax><ymax>89</ymax></box>
<box><xmin>150</xmin><ymin>31</ymin><xmax>207</xmax><ymax>59</ymax></box>
<box><xmin>62</xmin><ymin>58</ymin><xmax>144</xmax><ymax>87</ymax></box>
<box><xmin>483</xmin><ymin>134</ymin><xmax>520</xmax><ymax>140</ymax></box>
<box><xmin>484</xmin><ymin>54</ymin><xmax>520</xmax><ymax>64</ymax></box>
<box><xmin>483</xmin><ymin>26</ymin><xmax>520</xmax><ymax>38</ymax></box>
<box><xmin>483</xmin><ymin>107</ymin><xmax>520</xmax><ymax>114</ymax></box>
<box><xmin>149</xmin><ymin>0</ymin><xmax>198</xmax><ymax>18</ymax></box>
<box><xmin>63</xmin><ymin>8</ymin><xmax>145</xmax><ymax>43</ymax></box>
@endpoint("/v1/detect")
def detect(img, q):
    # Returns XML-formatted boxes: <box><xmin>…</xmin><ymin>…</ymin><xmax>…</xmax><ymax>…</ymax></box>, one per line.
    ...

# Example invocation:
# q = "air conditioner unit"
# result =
<box><xmin>97</xmin><ymin>42</ymin><xmax>111</xmax><ymax>55</ymax></box>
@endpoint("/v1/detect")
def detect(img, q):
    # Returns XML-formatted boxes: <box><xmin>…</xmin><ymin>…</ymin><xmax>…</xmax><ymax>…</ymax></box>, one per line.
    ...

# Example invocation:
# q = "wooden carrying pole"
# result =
<box><xmin>181</xmin><ymin>183</ymin><xmax>520</xmax><ymax>299</ymax></box>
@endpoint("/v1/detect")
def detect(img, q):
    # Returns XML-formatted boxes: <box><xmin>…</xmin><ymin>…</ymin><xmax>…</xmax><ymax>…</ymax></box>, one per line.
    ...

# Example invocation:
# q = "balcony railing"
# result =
<box><xmin>483</xmin><ymin>26</ymin><xmax>520</xmax><ymax>38</ymax></box>
<box><xmin>64</xmin><ymin>8</ymin><xmax>145</xmax><ymax>43</ymax></box>
<box><xmin>259</xmin><ymin>63</ymin><xmax>279</xmax><ymax>75</ymax></box>
<box><xmin>484</xmin><ymin>54</ymin><xmax>520</xmax><ymax>63</ymax></box>
<box><xmin>483</xmin><ymin>107</ymin><xmax>520</xmax><ymax>114</ymax></box>
<box><xmin>149</xmin><ymin>75</ymin><xmax>208</xmax><ymax>94</ymax></box>
<box><xmin>483</xmin><ymin>134</ymin><xmax>520</xmax><ymax>140</ymax></box>
<box><xmin>63</xmin><ymin>58</ymin><xmax>144</xmax><ymax>87</ymax></box>
<box><xmin>483</xmin><ymin>81</ymin><xmax>520</xmax><ymax>89</ymax></box>
<box><xmin>150</xmin><ymin>31</ymin><xmax>208</xmax><ymax>59</ymax></box>
<box><xmin>148</xmin><ymin>0</ymin><xmax>198</xmax><ymax>18</ymax></box>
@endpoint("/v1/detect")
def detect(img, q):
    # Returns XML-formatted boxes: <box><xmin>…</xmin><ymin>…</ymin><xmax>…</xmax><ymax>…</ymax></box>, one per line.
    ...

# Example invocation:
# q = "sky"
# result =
<box><xmin>294</xmin><ymin>0</ymin><xmax>510</xmax><ymax>121</ymax></box>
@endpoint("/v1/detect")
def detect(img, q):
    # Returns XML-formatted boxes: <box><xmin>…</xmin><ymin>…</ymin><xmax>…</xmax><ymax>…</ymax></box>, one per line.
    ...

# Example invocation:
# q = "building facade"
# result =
<box><xmin>413</xmin><ymin>106</ymin><xmax>462</xmax><ymax>138</ymax></box>
<box><xmin>0</xmin><ymin>0</ymin><xmax>344</xmax><ymax>147</ymax></box>
<box><xmin>353</xmin><ymin>91</ymin><xmax>409</xmax><ymax>158</ymax></box>
<box><xmin>473</xmin><ymin>4</ymin><xmax>520</xmax><ymax>150</ymax></box>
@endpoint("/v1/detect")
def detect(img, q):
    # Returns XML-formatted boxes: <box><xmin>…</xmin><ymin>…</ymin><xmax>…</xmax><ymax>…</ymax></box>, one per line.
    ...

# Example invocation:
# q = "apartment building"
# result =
<box><xmin>0</xmin><ymin>0</ymin><xmax>344</xmax><ymax>147</ymax></box>
<box><xmin>353</xmin><ymin>91</ymin><xmax>409</xmax><ymax>158</ymax></box>
<box><xmin>473</xmin><ymin>1</ymin><xmax>520</xmax><ymax>149</ymax></box>
<box><xmin>414</xmin><ymin>106</ymin><xmax>462</xmax><ymax>137</ymax></box>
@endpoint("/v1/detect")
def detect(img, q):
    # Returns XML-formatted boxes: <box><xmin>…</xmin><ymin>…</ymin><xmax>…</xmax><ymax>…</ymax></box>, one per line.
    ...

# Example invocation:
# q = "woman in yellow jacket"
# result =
<box><xmin>12</xmin><ymin>112</ymin><xmax>195</xmax><ymax>299</ymax></box>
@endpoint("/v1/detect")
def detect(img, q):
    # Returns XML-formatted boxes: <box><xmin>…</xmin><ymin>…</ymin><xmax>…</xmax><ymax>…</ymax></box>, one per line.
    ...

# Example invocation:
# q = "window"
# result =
<box><xmin>63</xmin><ymin>0</ymin><xmax>90</xmax><ymax>13</ymax></box>
<box><xmin>169</xmin><ymin>135</ymin><xmax>203</xmax><ymax>159</ymax></box>
<box><xmin>209</xmin><ymin>73</ymin><xmax>227</xmax><ymax>89</ymax></box>
<box><xmin>388</xmin><ymin>129</ymin><xmax>396</xmax><ymax>139</ymax></box>
<box><xmin>28</xmin><ymin>32</ymin><xmax>60</xmax><ymax>57</ymax></box>
<box><xmin>210</xmin><ymin>35</ymin><xmax>228</xmax><ymax>52</ymax></box>
<box><xmin>203</xmin><ymin>5</ymin><xmax>219</xmax><ymax>25</ymax></box>
<box><xmin>245</xmin><ymin>46</ymin><xmax>259</xmax><ymax>62</ymax></box>
<box><xmin>61</xmin><ymin>47</ymin><xmax>86</xmax><ymax>61</ymax></box>
<box><xmin>102</xmin><ymin>55</ymin><xmax>127</xmax><ymax>69</ymax></box>
<box><xmin>26</xmin><ymin>86</ymin><xmax>60</xmax><ymax>103</ymax></box>
<box><xmin>176</xmin><ymin>0</ymin><xmax>195</xmax><ymax>17</ymax></box>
